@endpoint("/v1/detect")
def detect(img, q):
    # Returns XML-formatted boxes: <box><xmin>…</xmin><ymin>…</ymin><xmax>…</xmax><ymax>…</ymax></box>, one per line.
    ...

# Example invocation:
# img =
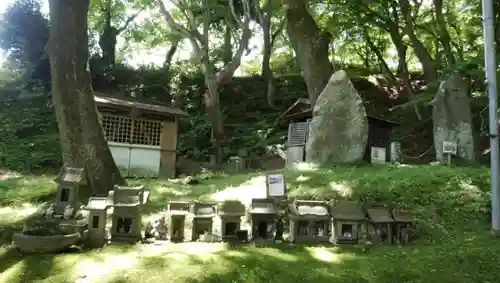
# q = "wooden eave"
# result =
<box><xmin>94</xmin><ymin>93</ymin><xmax>189</xmax><ymax>120</ymax></box>
<box><xmin>278</xmin><ymin>98</ymin><xmax>400</xmax><ymax>126</ymax></box>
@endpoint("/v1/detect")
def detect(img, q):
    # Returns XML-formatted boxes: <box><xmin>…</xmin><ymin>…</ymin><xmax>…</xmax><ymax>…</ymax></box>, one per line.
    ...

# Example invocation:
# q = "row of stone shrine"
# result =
<box><xmin>51</xmin><ymin>167</ymin><xmax>412</xmax><ymax>246</ymax></box>
<box><xmin>152</xmin><ymin>199</ymin><xmax>413</xmax><ymax>245</ymax></box>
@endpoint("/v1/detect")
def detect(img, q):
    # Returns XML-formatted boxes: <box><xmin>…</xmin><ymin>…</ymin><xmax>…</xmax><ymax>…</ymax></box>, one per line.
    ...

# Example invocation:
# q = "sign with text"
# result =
<box><xmin>370</xmin><ymin>147</ymin><xmax>387</xmax><ymax>164</ymax></box>
<box><xmin>266</xmin><ymin>173</ymin><xmax>286</xmax><ymax>198</ymax></box>
<box><xmin>442</xmin><ymin>141</ymin><xmax>457</xmax><ymax>155</ymax></box>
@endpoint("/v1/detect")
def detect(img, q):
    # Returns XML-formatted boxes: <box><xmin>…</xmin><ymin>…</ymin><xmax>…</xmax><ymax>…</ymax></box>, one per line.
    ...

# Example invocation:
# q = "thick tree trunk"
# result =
<box><xmin>47</xmin><ymin>0</ymin><xmax>125</xmax><ymax>197</ymax></box>
<box><xmin>204</xmin><ymin>79</ymin><xmax>224</xmax><ymax>167</ymax></box>
<box><xmin>99</xmin><ymin>27</ymin><xmax>118</xmax><ymax>67</ymax></box>
<box><xmin>399</xmin><ymin>0</ymin><xmax>437</xmax><ymax>82</ymax></box>
<box><xmin>433</xmin><ymin>0</ymin><xmax>455</xmax><ymax>65</ymax></box>
<box><xmin>285</xmin><ymin>0</ymin><xmax>333</xmax><ymax>107</ymax></box>
<box><xmin>98</xmin><ymin>0</ymin><xmax>117</xmax><ymax>67</ymax></box>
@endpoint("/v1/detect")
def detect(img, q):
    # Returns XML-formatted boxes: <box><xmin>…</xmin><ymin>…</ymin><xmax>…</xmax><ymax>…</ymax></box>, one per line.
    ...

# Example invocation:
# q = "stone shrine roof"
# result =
<box><xmin>249</xmin><ymin>199</ymin><xmax>277</xmax><ymax>214</ymax></box>
<box><xmin>191</xmin><ymin>203</ymin><xmax>216</xmax><ymax>218</ymax></box>
<box><xmin>168</xmin><ymin>201</ymin><xmax>190</xmax><ymax>215</ymax></box>
<box><xmin>112</xmin><ymin>185</ymin><xmax>148</xmax><ymax>207</ymax></box>
<box><xmin>367</xmin><ymin>207</ymin><xmax>394</xmax><ymax>223</ymax></box>
<box><xmin>331</xmin><ymin>201</ymin><xmax>365</xmax><ymax>221</ymax></box>
<box><xmin>392</xmin><ymin>209</ymin><xmax>413</xmax><ymax>223</ymax></box>
<box><xmin>54</xmin><ymin>167</ymin><xmax>87</xmax><ymax>185</ymax></box>
<box><xmin>218</xmin><ymin>200</ymin><xmax>245</xmax><ymax>216</ymax></box>
<box><xmin>289</xmin><ymin>200</ymin><xmax>330</xmax><ymax>219</ymax></box>
<box><xmin>85</xmin><ymin>197</ymin><xmax>110</xmax><ymax>211</ymax></box>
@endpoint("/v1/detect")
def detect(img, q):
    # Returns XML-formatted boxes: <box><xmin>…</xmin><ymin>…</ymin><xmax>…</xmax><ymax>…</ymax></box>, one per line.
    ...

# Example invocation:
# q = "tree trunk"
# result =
<box><xmin>433</xmin><ymin>0</ymin><xmax>455</xmax><ymax>65</ymax></box>
<box><xmin>259</xmin><ymin>0</ymin><xmax>275</xmax><ymax>107</ymax></box>
<box><xmin>223</xmin><ymin>24</ymin><xmax>232</xmax><ymax>65</ymax></box>
<box><xmin>99</xmin><ymin>27</ymin><xmax>118</xmax><ymax>67</ymax></box>
<box><xmin>98</xmin><ymin>0</ymin><xmax>117</xmax><ymax>67</ymax></box>
<box><xmin>399</xmin><ymin>0</ymin><xmax>437</xmax><ymax>82</ymax></box>
<box><xmin>204</xmin><ymin>79</ymin><xmax>224</xmax><ymax>167</ymax></box>
<box><xmin>285</xmin><ymin>0</ymin><xmax>333</xmax><ymax>107</ymax></box>
<box><xmin>47</xmin><ymin>0</ymin><xmax>125</xmax><ymax>197</ymax></box>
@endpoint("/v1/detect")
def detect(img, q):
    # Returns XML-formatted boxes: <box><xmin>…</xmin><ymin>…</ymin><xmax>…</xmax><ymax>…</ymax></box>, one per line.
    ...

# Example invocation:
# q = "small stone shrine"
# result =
<box><xmin>190</xmin><ymin>202</ymin><xmax>216</xmax><ymax>241</ymax></box>
<box><xmin>217</xmin><ymin>200</ymin><xmax>245</xmax><ymax>241</ymax></box>
<box><xmin>167</xmin><ymin>201</ymin><xmax>190</xmax><ymax>242</ymax></box>
<box><xmin>83</xmin><ymin>197</ymin><xmax>111</xmax><ymax>247</ymax></box>
<box><xmin>110</xmin><ymin>185</ymin><xmax>149</xmax><ymax>242</ymax></box>
<box><xmin>288</xmin><ymin>200</ymin><xmax>331</xmax><ymax>243</ymax></box>
<box><xmin>248</xmin><ymin>198</ymin><xmax>278</xmax><ymax>242</ymax></box>
<box><xmin>392</xmin><ymin>208</ymin><xmax>413</xmax><ymax>245</ymax></box>
<box><xmin>331</xmin><ymin>201</ymin><xmax>366</xmax><ymax>244</ymax></box>
<box><xmin>366</xmin><ymin>206</ymin><xmax>394</xmax><ymax>244</ymax></box>
<box><xmin>53</xmin><ymin>166</ymin><xmax>87</xmax><ymax>215</ymax></box>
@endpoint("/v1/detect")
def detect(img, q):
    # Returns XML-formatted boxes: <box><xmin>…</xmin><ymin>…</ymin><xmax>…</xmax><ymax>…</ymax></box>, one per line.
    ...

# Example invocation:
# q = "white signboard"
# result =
<box><xmin>371</xmin><ymin>147</ymin><xmax>387</xmax><ymax>164</ymax></box>
<box><xmin>266</xmin><ymin>174</ymin><xmax>285</xmax><ymax>197</ymax></box>
<box><xmin>390</xmin><ymin>141</ymin><xmax>402</xmax><ymax>163</ymax></box>
<box><xmin>442</xmin><ymin>141</ymin><xmax>457</xmax><ymax>155</ymax></box>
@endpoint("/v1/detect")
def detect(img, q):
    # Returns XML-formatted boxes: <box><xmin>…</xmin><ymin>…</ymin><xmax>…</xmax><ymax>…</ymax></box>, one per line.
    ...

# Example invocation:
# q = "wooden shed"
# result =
<box><xmin>279</xmin><ymin>99</ymin><xmax>399</xmax><ymax>165</ymax></box>
<box><xmin>94</xmin><ymin>94</ymin><xmax>189</xmax><ymax>178</ymax></box>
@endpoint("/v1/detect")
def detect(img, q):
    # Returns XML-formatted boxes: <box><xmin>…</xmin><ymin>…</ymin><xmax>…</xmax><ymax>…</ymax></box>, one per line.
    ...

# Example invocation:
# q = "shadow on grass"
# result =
<box><xmin>108</xmin><ymin>235</ymin><xmax>500</xmax><ymax>283</ymax></box>
<box><xmin>0</xmin><ymin>246</ymin><xmax>76</xmax><ymax>283</ymax></box>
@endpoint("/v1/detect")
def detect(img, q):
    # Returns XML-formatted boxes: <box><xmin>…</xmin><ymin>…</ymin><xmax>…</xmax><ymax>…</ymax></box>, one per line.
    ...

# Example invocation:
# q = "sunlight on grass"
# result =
<box><xmin>329</xmin><ymin>181</ymin><xmax>353</xmax><ymax>198</ymax></box>
<box><xmin>295</xmin><ymin>174</ymin><xmax>311</xmax><ymax>182</ymax></box>
<box><xmin>76</xmin><ymin>252</ymin><xmax>139</xmax><ymax>282</ymax></box>
<box><xmin>75</xmin><ymin>243</ymin><xmax>228</xmax><ymax>282</ymax></box>
<box><xmin>0</xmin><ymin>259</ymin><xmax>24</xmax><ymax>282</ymax></box>
<box><xmin>210</xmin><ymin>176</ymin><xmax>267</xmax><ymax>204</ymax></box>
<box><xmin>305</xmin><ymin>247</ymin><xmax>355</xmax><ymax>263</ymax></box>
<box><xmin>255</xmin><ymin>247</ymin><xmax>298</xmax><ymax>262</ymax></box>
<box><xmin>458</xmin><ymin>181</ymin><xmax>484</xmax><ymax>200</ymax></box>
<box><xmin>291</xmin><ymin>162</ymin><xmax>318</xmax><ymax>172</ymax></box>
<box><xmin>0</xmin><ymin>203</ymin><xmax>42</xmax><ymax>225</ymax></box>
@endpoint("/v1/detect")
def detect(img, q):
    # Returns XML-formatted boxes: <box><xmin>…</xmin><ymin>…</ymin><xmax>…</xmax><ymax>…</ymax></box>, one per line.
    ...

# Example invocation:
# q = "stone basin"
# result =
<box><xmin>13</xmin><ymin>232</ymin><xmax>81</xmax><ymax>253</ymax></box>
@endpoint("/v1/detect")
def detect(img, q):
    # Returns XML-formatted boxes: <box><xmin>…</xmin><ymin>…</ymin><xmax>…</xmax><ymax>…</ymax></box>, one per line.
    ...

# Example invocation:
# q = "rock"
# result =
<box><xmin>432</xmin><ymin>73</ymin><xmax>475</xmax><ymax>163</ymax></box>
<box><xmin>305</xmin><ymin>70</ymin><xmax>369</xmax><ymax>165</ymax></box>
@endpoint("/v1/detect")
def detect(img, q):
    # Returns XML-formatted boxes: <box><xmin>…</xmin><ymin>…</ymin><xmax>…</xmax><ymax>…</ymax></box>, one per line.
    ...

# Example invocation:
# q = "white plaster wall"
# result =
<box><xmin>108</xmin><ymin>142</ymin><xmax>161</xmax><ymax>177</ymax></box>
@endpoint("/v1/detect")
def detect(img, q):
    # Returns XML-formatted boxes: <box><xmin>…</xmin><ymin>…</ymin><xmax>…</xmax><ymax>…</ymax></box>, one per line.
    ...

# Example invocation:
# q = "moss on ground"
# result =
<box><xmin>0</xmin><ymin>165</ymin><xmax>498</xmax><ymax>283</ymax></box>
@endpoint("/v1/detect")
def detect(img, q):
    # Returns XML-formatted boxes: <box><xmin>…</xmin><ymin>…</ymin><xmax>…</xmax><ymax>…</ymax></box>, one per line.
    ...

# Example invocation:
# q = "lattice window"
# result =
<box><xmin>288</xmin><ymin>122</ymin><xmax>309</xmax><ymax>146</ymax></box>
<box><xmin>101</xmin><ymin>114</ymin><xmax>163</xmax><ymax>146</ymax></box>
<box><xmin>131</xmin><ymin>119</ymin><xmax>163</xmax><ymax>146</ymax></box>
<box><xmin>101</xmin><ymin>115</ymin><xmax>132</xmax><ymax>143</ymax></box>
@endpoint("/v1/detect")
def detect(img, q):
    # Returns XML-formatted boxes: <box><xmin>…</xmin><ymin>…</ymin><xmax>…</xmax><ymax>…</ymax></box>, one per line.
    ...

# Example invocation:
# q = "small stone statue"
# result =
<box><xmin>274</xmin><ymin>215</ymin><xmax>284</xmax><ymax>243</ymax></box>
<box><xmin>44</xmin><ymin>206</ymin><xmax>55</xmax><ymax>219</ymax></box>
<box><xmin>153</xmin><ymin>217</ymin><xmax>167</xmax><ymax>240</ymax></box>
<box><xmin>145</xmin><ymin>217</ymin><xmax>168</xmax><ymax>240</ymax></box>
<box><xmin>63</xmin><ymin>205</ymin><xmax>74</xmax><ymax>220</ymax></box>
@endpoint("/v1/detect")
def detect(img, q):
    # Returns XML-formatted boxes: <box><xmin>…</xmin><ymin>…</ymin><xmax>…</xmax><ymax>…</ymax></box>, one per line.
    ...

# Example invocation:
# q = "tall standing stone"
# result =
<box><xmin>433</xmin><ymin>73</ymin><xmax>475</xmax><ymax>163</ymax></box>
<box><xmin>305</xmin><ymin>70</ymin><xmax>369</xmax><ymax>165</ymax></box>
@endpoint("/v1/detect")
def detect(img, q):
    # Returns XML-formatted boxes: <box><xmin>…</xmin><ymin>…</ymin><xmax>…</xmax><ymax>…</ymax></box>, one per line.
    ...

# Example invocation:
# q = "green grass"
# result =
<box><xmin>0</xmin><ymin>165</ymin><xmax>499</xmax><ymax>283</ymax></box>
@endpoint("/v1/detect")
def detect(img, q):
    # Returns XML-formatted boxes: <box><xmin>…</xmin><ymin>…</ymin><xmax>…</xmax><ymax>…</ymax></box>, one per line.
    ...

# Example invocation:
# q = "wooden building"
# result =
<box><xmin>94</xmin><ymin>94</ymin><xmax>189</xmax><ymax>178</ymax></box>
<box><xmin>280</xmin><ymin>98</ymin><xmax>399</xmax><ymax>165</ymax></box>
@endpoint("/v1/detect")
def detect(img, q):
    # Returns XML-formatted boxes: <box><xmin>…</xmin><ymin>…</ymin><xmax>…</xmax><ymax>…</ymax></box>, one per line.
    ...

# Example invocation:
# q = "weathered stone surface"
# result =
<box><xmin>305</xmin><ymin>70</ymin><xmax>369</xmax><ymax>165</ymax></box>
<box><xmin>433</xmin><ymin>73</ymin><xmax>475</xmax><ymax>163</ymax></box>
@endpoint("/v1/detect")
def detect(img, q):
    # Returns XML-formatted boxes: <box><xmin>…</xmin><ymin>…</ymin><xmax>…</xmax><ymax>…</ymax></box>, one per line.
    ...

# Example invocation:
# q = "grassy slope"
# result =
<box><xmin>0</xmin><ymin>165</ymin><xmax>499</xmax><ymax>283</ymax></box>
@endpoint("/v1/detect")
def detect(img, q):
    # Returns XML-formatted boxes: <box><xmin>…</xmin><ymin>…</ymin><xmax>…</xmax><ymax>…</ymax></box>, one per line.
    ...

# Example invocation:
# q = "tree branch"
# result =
<box><xmin>217</xmin><ymin>0</ymin><xmax>253</xmax><ymax>84</ymax></box>
<box><xmin>117</xmin><ymin>9</ymin><xmax>144</xmax><ymax>34</ymax></box>
<box><xmin>271</xmin><ymin>19</ymin><xmax>286</xmax><ymax>46</ymax></box>
<box><xmin>157</xmin><ymin>0</ymin><xmax>203</xmax><ymax>54</ymax></box>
